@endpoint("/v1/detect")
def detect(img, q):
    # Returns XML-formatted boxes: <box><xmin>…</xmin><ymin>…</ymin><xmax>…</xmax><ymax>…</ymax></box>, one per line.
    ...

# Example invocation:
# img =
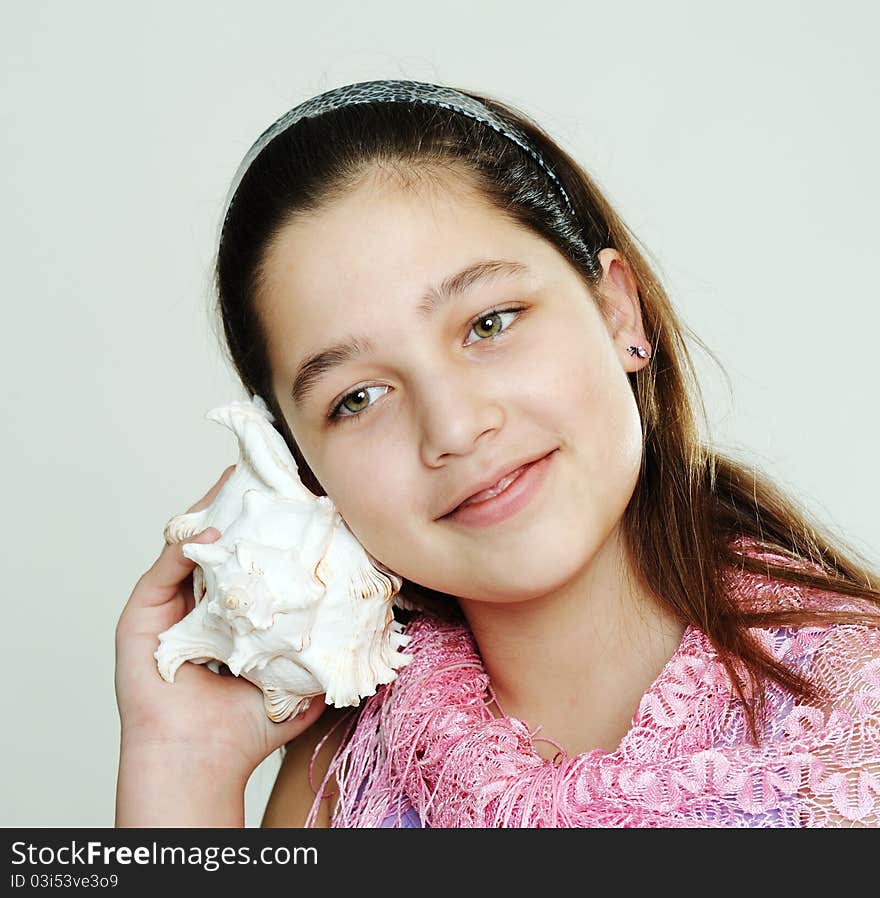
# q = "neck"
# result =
<box><xmin>455</xmin><ymin>524</ymin><xmax>687</xmax><ymax>759</ymax></box>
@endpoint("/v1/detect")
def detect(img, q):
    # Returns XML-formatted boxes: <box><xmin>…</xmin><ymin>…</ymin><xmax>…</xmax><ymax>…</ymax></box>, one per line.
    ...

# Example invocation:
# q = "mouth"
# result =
<box><xmin>438</xmin><ymin>449</ymin><xmax>557</xmax><ymax>521</ymax></box>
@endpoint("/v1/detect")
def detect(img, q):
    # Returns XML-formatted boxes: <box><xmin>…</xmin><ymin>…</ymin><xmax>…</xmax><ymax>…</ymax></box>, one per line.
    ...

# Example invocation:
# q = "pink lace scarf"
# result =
<box><xmin>307</xmin><ymin>551</ymin><xmax>880</xmax><ymax>828</ymax></box>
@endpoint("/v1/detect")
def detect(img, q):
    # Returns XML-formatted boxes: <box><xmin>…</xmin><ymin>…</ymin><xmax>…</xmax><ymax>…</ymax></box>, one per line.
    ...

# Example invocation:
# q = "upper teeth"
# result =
<box><xmin>460</xmin><ymin>465</ymin><xmax>527</xmax><ymax>507</ymax></box>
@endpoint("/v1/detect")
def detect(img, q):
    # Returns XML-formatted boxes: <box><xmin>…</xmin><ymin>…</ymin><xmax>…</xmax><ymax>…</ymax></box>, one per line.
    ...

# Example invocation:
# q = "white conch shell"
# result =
<box><xmin>155</xmin><ymin>394</ymin><xmax>413</xmax><ymax>721</ymax></box>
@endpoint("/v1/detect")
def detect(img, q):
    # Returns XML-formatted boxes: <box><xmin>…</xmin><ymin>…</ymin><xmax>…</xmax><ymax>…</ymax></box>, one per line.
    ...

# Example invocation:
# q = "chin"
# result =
<box><xmin>461</xmin><ymin>537</ymin><xmax>596</xmax><ymax>602</ymax></box>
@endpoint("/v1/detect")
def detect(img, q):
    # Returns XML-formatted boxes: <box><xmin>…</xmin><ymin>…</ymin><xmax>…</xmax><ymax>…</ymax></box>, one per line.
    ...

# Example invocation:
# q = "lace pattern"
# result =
<box><xmin>307</xmin><ymin>547</ymin><xmax>880</xmax><ymax>828</ymax></box>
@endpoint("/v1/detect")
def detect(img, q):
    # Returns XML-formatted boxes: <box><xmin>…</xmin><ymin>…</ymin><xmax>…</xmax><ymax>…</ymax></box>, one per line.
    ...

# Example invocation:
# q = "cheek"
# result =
<box><xmin>523</xmin><ymin>314</ymin><xmax>629</xmax><ymax>432</ymax></box>
<box><xmin>551</xmin><ymin>330</ymin><xmax>644</xmax><ymax>501</ymax></box>
<box><xmin>336</xmin><ymin>491</ymin><xmax>440</xmax><ymax>590</ymax></box>
<box><xmin>588</xmin><ymin>392</ymin><xmax>643</xmax><ymax>535</ymax></box>
<box><xmin>318</xmin><ymin>446</ymin><xmax>413</xmax><ymax>554</ymax></box>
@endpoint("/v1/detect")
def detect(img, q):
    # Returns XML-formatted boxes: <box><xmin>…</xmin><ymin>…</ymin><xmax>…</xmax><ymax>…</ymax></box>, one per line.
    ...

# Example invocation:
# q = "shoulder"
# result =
<box><xmin>722</xmin><ymin>537</ymin><xmax>880</xmax><ymax>702</ymax></box>
<box><xmin>797</xmin><ymin>620</ymin><xmax>880</xmax><ymax>714</ymax></box>
<box><xmin>261</xmin><ymin>704</ymin><xmax>356</xmax><ymax>828</ymax></box>
<box><xmin>723</xmin><ymin>536</ymin><xmax>880</xmax><ymax>626</ymax></box>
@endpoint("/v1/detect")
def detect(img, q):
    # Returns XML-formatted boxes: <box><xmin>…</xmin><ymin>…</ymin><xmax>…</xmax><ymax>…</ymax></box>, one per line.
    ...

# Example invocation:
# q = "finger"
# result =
<box><xmin>134</xmin><ymin>528</ymin><xmax>221</xmax><ymax>608</ymax></box>
<box><xmin>274</xmin><ymin>691</ymin><xmax>330</xmax><ymax>743</ymax></box>
<box><xmin>163</xmin><ymin>465</ymin><xmax>236</xmax><ymax>547</ymax></box>
<box><xmin>224</xmin><ymin>681</ymin><xmax>333</xmax><ymax>754</ymax></box>
<box><xmin>186</xmin><ymin>464</ymin><xmax>236</xmax><ymax>514</ymax></box>
<box><xmin>180</xmin><ymin>570</ymin><xmax>196</xmax><ymax>616</ymax></box>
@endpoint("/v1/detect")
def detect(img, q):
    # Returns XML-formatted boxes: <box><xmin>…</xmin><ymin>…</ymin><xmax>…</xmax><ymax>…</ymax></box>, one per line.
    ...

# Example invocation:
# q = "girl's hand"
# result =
<box><xmin>114</xmin><ymin>465</ymin><xmax>327</xmax><ymax>780</ymax></box>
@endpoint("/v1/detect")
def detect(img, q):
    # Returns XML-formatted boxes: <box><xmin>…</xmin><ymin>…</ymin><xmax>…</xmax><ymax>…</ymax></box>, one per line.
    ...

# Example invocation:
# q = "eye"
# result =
<box><xmin>327</xmin><ymin>306</ymin><xmax>525</xmax><ymax>425</ymax></box>
<box><xmin>464</xmin><ymin>307</ymin><xmax>522</xmax><ymax>346</ymax></box>
<box><xmin>328</xmin><ymin>385</ymin><xmax>390</xmax><ymax>423</ymax></box>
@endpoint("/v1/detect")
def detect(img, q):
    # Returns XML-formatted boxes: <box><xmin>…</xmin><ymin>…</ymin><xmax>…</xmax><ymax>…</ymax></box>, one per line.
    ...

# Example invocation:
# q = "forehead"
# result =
<box><xmin>258</xmin><ymin>172</ymin><xmax>545</xmax><ymax>352</ymax></box>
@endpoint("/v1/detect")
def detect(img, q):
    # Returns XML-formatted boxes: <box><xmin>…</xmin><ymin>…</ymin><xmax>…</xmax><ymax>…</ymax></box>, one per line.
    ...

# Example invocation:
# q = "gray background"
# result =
<box><xmin>3</xmin><ymin>0</ymin><xmax>877</xmax><ymax>827</ymax></box>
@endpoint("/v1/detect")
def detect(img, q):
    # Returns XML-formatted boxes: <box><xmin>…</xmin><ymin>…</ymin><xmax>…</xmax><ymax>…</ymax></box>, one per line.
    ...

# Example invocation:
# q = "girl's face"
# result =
<box><xmin>259</xmin><ymin>169</ymin><xmax>649</xmax><ymax>604</ymax></box>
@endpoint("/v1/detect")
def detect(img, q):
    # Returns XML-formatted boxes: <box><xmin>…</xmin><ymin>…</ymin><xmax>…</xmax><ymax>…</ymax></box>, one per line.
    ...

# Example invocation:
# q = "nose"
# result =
<box><xmin>416</xmin><ymin>365</ymin><xmax>504</xmax><ymax>466</ymax></box>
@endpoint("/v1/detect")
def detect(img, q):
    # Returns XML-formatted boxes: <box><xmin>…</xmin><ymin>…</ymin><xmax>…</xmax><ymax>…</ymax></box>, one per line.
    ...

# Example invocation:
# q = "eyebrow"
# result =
<box><xmin>290</xmin><ymin>258</ymin><xmax>530</xmax><ymax>408</ymax></box>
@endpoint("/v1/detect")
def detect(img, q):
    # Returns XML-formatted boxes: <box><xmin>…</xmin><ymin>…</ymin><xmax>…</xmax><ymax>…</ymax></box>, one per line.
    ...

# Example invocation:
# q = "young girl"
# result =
<box><xmin>115</xmin><ymin>79</ymin><xmax>880</xmax><ymax>828</ymax></box>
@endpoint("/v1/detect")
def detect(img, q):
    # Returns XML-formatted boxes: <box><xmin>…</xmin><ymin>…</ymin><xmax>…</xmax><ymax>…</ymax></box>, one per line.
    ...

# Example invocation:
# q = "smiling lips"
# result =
<box><xmin>441</xmin><ymin>450</ymin><xmax>554</xmax><ymax>517</ymax></box>
<box><xmin>458</xmin><ymin>464</ymin><xmax>531</xmax><ymax>507</ymax></box>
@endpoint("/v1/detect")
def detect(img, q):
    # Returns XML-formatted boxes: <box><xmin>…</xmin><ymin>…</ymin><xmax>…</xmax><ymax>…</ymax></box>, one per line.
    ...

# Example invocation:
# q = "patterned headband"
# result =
<box><xmin>219</xmin><ymin>78</ymin><xmax>577</xmax><ymax>242</ymax></box>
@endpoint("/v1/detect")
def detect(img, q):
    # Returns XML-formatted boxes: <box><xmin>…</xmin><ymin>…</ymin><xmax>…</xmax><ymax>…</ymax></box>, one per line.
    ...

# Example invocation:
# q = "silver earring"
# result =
<box><xmin>627</xmin><ymin>345</ymin><xmax>651</xmax><ymax>359</ymax></box>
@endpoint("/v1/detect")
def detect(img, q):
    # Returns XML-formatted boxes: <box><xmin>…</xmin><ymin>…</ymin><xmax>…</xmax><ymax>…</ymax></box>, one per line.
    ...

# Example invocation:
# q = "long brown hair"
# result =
<box><xmin>213</xmin><ymin>84</ymin><xmax>880</xmax><ymax>744</ymax></box>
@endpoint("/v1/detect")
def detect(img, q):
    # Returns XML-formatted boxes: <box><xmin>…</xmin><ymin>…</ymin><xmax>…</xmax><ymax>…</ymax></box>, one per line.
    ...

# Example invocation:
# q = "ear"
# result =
<box><xmin>595</xmin><ymin>248</ymin><xmax>652</xmax><ymax>373</ymax></box>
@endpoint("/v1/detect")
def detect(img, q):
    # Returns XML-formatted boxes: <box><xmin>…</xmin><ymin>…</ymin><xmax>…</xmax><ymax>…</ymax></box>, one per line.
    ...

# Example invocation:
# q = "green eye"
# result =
<box><xmin>331</xmin><ymin>385</ymin><xmax>390</xmax><ymax>421</ymax></box>
<box><xmin>464</xmin><ymin>307</ymin><xmax>521</xmax><ymax>346</ymax></box>
<box><xmin>340</xmin><ymin>388</ymin><xmax>370</xmax><ymax>414</ymax></box>
<box><xmin>472</xmin><ymin>313</ymin><xmax>504</xmax><ymax>339</ymax></box>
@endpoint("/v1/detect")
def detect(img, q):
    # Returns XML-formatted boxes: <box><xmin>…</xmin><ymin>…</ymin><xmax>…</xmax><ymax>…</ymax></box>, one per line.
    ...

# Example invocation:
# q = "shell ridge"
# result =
<box><xmin>155</xmin><ymin>394</ymin><xmax>409</xmax><ymax>721</ymax></box>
